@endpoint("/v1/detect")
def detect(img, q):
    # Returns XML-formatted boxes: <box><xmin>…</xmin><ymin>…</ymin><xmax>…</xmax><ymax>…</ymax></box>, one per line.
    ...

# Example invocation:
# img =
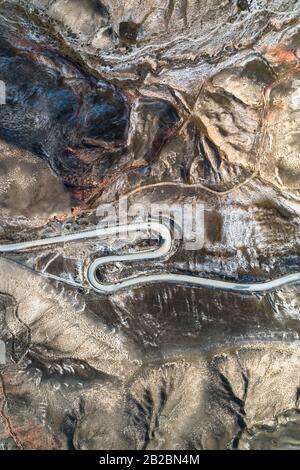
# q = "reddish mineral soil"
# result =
<box><xmin>1</xmin><ymin>0</ymin><xmax>300</xmax><ymax>450</ymax></box>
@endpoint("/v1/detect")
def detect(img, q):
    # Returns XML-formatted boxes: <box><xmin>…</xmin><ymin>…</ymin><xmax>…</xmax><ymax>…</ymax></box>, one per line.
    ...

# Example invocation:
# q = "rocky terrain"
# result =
<box><xmin>1</xmin><ymin>0</ymin><xmax>300</xmax><ymax>450</ymax></box>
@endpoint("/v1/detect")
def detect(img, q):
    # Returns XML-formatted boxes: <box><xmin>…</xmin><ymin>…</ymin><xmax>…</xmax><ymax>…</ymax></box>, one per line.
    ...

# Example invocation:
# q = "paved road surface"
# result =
<box><xmin>0</xmin><ymin>222</ymin><xmax>299</xmax><ymax>294</ymax></box>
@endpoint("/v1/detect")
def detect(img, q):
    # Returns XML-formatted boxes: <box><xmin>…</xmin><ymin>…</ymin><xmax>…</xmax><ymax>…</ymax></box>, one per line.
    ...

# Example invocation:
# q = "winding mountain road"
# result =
<box><xmin>0</xmin><ymin>221</ymin><xmax>299</xmax><ymax>294</ymax></box>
